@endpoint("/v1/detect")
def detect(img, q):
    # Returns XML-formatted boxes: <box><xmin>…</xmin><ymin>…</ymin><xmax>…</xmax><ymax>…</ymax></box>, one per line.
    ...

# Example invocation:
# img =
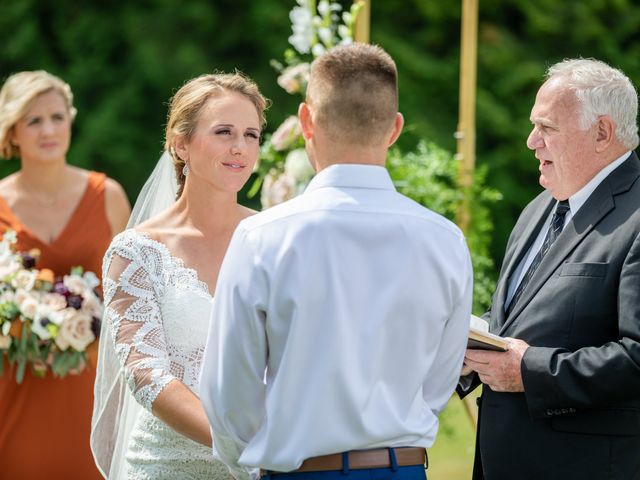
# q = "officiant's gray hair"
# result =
<box><xmin>546</xmin><ymin>58</ymin><xmax>639</xmax><ymax>150</ymax></box>
<box><xmin>0</xmin><ymin>70</ymin><xmax>77</xmax><ymax>160</ymax></box>
<box><xmin>165</xmin><ymin>72</ymin><xmax>269</xmax><ymax>198</ymax></box>
<box><xmin>306</xmin><ymin>43</ymin><xmax>398</xmax><ymax>147</ymax></box>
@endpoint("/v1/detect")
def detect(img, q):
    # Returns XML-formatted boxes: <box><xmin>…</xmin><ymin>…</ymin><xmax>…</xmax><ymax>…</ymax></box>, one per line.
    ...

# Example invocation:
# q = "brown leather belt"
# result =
<box><xmin>263</xmin><ymin>447</ymin><xmax>427</xmax><ymax>475</ymax></box>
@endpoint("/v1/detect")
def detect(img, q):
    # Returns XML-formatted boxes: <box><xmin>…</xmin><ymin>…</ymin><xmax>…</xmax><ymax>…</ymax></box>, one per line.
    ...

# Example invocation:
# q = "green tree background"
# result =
<box><xmin>1</xmin><ymin>0</ymin><xmax>639</xmax><ymax>273</ymax></box>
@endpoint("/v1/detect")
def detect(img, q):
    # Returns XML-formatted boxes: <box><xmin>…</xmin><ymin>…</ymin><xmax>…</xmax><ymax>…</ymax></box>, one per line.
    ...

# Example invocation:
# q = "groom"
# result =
<box><xmin>200</xmin><ymin>43</ymin><xmax>473</xmax><ymax>480</ymax></box>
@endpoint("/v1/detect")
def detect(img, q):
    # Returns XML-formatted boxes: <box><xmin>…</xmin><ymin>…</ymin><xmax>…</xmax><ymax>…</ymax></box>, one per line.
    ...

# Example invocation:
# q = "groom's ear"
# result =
<box><xmin>298</xmin><ymin>102</ymin><xmax>314</xmax><ymax>140</ymax></box>
<box><xmin>173</xmin><ymin>136</ymin><xmax>189</xmax><ymax>161</ymax></box>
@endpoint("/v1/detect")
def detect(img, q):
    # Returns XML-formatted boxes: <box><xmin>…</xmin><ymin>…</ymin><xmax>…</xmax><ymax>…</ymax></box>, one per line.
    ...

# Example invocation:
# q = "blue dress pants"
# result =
<box><xmin>261</xmin><ymin>449</ymin><xmax>427</xmax><ymax>480</ymax></box>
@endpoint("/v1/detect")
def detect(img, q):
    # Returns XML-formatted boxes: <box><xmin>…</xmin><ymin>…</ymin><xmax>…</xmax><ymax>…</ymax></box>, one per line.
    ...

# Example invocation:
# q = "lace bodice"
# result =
<box><xmin>102</xmin><ymin>229</ymin><xmax>213</xmax><ymax>411</ymax></box>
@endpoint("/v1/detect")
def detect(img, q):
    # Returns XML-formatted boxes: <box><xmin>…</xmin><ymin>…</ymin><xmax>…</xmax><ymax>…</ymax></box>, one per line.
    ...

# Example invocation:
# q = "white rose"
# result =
<box><xmin>277</xmin><ymin>63</ymin><xmax>310</xmax><ymax>94</ymax></box>
<box><xmin>11</xmin><ymin>269</ymin><xmax>37</xmax><ymax>291</ymax></box>
<box><xmin>41</xmin><ymin>292</ymin><xmax>67</xmax><ymax>311</ymax></box>
<box><xmin>18</xmin><ymin>295</ymin><xmax>40</xmax><ymax>319</ymax></box>
<box><xmin>261</xmin><ymin>171</ymin><xmax>296</xmax><ymax>209</ymax></box>
<box><xmin>82</xmin><ymin>271</ymin><xmax>100</xmax><ymax>290</ymax></box>
<box><xmin>54</xmin><ymin>308</ymin><xmax>95</xmax><ymax>352</ymax></box>
<box><xmin>0</xmin><ymin>335</ymin><xmax>11</xmax><ymax>349</ymax></box>
<box><xmin>0</xmin><ymin>251</ymin><xmax>13</xmax><ymax>267</ymax></box>
<box><xmin>63</xmin><ymin>274</ymin><xmax>87</xmax><ymax>295</ymax></box>
<box><xmin>284</xmin><ymin>148</ymin><xmax>315</xmax><ymax>183</ymax></box>
<box><xmin>13</xmin><ymin>289</ymin><xmax>29</xmax><ymax>308</ymax></box>
<box><xmin>0</xmin><ymin>260</ymin><xmax>21</xmax><ymax>281</ymax></box>
<box><xmin>81</xmin><ymin>291</ymin><xmax>103</xmax><ymax>318</ymax></box>
<box><xmin>0</xmin><ymin>290</ymin><xmax>14</xmax><ymax>303</ymax></box>
<box><xmin>48</xmin><ymin>309</ymin><xmax>65</xmax><ymax>326</ymax></box>
<box><xmin>270</xmin><ymin>116</ymin><xmax>302</xmax><ymax>152</ymax></box>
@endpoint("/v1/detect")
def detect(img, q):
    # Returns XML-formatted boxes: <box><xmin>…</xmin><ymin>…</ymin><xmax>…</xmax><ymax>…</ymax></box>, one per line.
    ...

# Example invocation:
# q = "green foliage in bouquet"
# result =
<box><xmin>387</xmin><ymin>141</ymin><xmax>501</xmax><ymax>314</ymax></box>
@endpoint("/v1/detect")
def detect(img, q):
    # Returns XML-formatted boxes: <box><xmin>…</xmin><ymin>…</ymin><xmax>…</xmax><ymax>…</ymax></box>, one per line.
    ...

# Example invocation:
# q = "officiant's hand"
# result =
<box><xmin>464</xmin><ymin>338</ymin><xmax>530</xmax><ymax>392</ymax></box>
<box><xmin>460</xmin><ymin>361</ymin><xmax>474</xmax><ymax>377</ymax></box>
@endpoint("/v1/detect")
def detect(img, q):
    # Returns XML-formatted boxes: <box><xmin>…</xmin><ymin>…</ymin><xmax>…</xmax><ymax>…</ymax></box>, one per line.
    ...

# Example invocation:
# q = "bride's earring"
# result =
<box><xmin>182</xmin><ymin>163</ymin><xmax>190</xmax><ymax>177</ymax></box>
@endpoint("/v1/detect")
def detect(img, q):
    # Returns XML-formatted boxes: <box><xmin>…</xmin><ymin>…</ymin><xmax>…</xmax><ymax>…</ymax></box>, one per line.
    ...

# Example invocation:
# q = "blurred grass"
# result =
<box><xmin>426</xmin><ymin>393</ymin><xmax>479</xmax><ymax>480</ymax></box>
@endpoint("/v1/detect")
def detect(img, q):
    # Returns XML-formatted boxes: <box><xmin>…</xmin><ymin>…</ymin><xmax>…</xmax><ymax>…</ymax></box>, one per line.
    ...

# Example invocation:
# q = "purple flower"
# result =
<box><xmin>91</xmin><ymin>316</ymin><xmax>101</xmax><ymax>338</ymax></box>
<box><xmin>67</xmin><ymin>295</ymin><xmax>83</xmax><ymax>310</ymax></box>
<box><xmin>20</xmin><ymin>253</ymin><xmax>36</xmax><ymax>270</ymax></box>
<box><xmin>53</xmin><ymin>282</ymin><xmax>70</xmax><ymax>297</ymax></box>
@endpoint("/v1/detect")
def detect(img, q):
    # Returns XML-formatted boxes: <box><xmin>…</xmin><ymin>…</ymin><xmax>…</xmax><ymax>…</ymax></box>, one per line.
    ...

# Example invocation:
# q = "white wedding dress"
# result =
<box><xmin>98</xmin><ymin>229</ymin><xmax>232</xmax><ymax>479</ymax></box>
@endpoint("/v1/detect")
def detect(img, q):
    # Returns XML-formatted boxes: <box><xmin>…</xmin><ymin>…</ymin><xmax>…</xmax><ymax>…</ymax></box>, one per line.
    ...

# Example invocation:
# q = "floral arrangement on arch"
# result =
<box><xmin>0</xmin><ymin>230</ymin><xmax>102</xmax><ymax>383</ymax></box>
<box><xmin>250</xmin><ymin>0</ymin><xmax>365</xmax><ymax>208</ymax></box>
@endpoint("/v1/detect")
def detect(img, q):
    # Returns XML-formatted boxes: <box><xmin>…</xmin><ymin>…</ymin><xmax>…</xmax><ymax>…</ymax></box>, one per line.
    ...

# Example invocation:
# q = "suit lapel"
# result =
<box><xmin>494</xmin><ymin>198</ymin><xmax>554</xmax><ymax>328</ymax></box>
<box><xmin>498</xmin><ymin>152</ymin><xmax>640</xmax><ymax>335</ymax></box>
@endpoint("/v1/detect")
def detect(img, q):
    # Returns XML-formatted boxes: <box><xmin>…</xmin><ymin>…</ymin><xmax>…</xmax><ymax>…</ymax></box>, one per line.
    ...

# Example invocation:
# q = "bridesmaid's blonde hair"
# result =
<box><xmin>165</xmin><ymin>72</ymin><xmax>269</xmax><ymax>198</ymax></box>
<box><xmin>0</xmin><ymin>70</ymin><xmax>77</xmax><ymax>160</ymax></box>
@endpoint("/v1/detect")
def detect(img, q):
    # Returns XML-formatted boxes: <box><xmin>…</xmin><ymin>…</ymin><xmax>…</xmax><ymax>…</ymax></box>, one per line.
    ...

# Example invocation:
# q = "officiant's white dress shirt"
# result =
<box><xmin>200</xmin><ymin>164</ymin><xmax>473</xmax><ymax>479</ymax></box>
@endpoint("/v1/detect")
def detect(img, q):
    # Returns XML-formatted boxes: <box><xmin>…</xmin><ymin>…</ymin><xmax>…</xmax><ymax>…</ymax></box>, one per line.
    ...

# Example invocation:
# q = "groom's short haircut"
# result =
<box><xmin>306</xmin><ymin>43</ymin><xmax>398</xmax><ymax>147</ymax></box>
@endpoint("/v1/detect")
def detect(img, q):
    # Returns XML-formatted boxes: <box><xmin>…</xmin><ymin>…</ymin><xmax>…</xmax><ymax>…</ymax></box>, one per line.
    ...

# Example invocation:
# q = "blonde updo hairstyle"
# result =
<box><xmin>0</xmin><ymin>70</ymin><xmax>77</xmax><ymax>160</ymax></box>
<box><xmin>165</xmin><ymin>72</ymin><xmax>269</xmax><ymax>198</ymax></box>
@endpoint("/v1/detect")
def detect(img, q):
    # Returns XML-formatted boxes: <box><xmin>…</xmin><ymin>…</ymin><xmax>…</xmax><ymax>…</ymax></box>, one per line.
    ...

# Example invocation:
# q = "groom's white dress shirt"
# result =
<box><xmin>200</xmin><ymin>164</ymin><xmax>473</xmax><ymax>479</ymax></box>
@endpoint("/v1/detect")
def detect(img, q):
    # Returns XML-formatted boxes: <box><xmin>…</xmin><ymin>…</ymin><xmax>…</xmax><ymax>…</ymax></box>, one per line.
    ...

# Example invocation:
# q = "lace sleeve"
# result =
<box><xmin>102</xmin><ymin>234</ymin><xmax>175</xmax><ymax>411</ymax></box>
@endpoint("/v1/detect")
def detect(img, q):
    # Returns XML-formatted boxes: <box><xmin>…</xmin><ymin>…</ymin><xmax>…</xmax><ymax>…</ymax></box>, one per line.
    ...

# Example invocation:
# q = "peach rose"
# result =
<box><xmin>54</xmin><ymin>309</ymin><xmax>95</xmax><ymax>352</ymax></box>
<box><xmin>37</xmin><ymin>268</ymin><xmax>55</xmax><ymax>284</ymax></box>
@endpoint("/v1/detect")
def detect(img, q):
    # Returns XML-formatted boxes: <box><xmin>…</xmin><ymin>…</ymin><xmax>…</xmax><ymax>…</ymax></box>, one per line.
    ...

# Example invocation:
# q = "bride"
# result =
<box><xmin>90</xmin><ymin>72</ymin><xmax>268</xmax><ymax>479</ymax></box>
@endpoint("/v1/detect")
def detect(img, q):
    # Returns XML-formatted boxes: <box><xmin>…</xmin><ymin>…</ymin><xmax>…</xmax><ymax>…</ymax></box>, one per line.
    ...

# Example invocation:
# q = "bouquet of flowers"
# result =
<box><xmin>0</xmin><ymin>230</ymin><xmax>102</xmax><ymax>384</ymax></box>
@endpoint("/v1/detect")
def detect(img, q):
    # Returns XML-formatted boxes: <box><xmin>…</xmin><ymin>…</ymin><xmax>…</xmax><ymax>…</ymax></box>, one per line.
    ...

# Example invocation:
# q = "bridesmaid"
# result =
<box><xmin>0</xmin><ymin>70</ymin><xmax>131</xmax><ymax>479</ymax></box>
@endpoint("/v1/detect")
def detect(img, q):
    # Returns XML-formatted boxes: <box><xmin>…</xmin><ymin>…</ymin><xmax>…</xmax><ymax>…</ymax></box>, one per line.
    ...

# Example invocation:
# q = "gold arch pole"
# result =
<box><xmin>455</xmin><ymin>0</ymin><xmax>478</xmax><ymax>234</ymax></box>
<box><xmin>353</xmin><ymin>0</ymin><xmax>370</xmax><ymax>43</ymax></box>
<box><xmin>456</xmin><ymin>0</ymin><xmax>480</xmax><ymax>428</ymax></box>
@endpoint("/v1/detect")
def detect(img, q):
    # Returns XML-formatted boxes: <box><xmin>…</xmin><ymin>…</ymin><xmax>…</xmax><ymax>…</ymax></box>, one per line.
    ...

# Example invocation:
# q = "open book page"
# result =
<box><xmin>468</xmin><ymin>314</ymin><xmax>510</xmax><ymax>351</ymax></box>
<box><xmin>470</xmin><ymin>314</ymin><xmax>490</xmax><ymax>332</ymax></box>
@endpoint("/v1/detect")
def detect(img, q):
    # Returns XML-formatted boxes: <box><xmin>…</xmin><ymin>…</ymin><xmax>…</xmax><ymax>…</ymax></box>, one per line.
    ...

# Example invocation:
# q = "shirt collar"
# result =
<box><xmin>568</xmin><ymin>151</ymin><xmax>632</xmax><ymax>215</ymax></box>
<box><xmin>304</xmin><ymin>164</ymin><xmax>396</xmax><ymax>194</ymax></box>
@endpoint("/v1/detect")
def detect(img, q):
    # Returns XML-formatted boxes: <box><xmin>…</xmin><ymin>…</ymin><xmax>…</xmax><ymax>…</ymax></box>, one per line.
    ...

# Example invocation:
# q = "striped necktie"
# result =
<box><xmin>506</xmin><ymin>200</ymin><xmax>570</xmax><ymax>316</ymax></box>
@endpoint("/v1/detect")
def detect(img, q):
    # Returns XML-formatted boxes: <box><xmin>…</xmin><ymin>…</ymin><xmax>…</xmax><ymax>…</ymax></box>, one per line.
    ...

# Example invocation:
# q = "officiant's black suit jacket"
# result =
<box><xmin>467</xmin><ymin>152</ymin><xmax>640</xmax><ymax>480</ymax></box>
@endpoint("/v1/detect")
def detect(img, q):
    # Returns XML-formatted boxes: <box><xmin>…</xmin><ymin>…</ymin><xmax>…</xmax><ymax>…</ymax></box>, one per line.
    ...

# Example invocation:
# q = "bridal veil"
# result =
<box><xmin>91</xmin><ymin>152</ymin><xmax>178</xmax><ymax>478</ymax></box>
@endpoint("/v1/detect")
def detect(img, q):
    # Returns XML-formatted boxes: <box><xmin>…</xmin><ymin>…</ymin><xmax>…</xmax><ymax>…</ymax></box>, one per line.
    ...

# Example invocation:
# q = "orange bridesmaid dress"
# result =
<box><xmin>0</xmin><ymin>171</ymin><xmax>113</xmax><ymax>480</ymax></box>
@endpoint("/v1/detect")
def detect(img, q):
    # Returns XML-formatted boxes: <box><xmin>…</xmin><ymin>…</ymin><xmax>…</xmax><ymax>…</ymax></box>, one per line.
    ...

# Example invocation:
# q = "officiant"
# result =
<box><xmin>460</xmin><ymin>58</ymin><xmax>640</xmax><ymax>480</ymax></box>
